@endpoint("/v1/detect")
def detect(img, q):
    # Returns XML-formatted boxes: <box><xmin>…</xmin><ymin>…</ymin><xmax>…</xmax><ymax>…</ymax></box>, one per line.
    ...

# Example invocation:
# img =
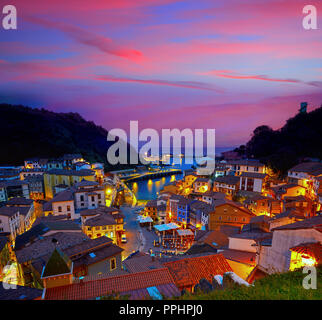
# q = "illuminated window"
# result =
<box><xmin>58</xmin><ymin>206</ymin><xmax>62</xmax><ymax>213</ymax></box>
<box><xmin>110</xmin><ymin>258</ymin><xmax>116</xmax><ymax>271</ymax></box>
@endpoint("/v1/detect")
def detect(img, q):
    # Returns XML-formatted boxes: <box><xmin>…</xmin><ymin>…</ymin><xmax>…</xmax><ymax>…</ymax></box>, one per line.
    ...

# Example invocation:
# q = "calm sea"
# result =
<box><xmin>128</xmin><ymin>146</ymin><xmax>233</xmax><ymax>200</ymax></box>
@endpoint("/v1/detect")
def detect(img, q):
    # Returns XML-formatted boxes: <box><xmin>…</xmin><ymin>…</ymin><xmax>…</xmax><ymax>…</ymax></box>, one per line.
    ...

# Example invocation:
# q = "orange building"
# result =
<box><xmin>244</xmin><ymin>195</ymin><xmax>283</xmax><ymax>217</ymax></box>
<box><xmin>209</xmin><ymin>199</ymin><xmax>255</xmax><ymax>230</ymax></box>
<box><xmin>144</xmin><ymin>199</ymin><xmax>158</xmax><ymax>221</ymax></box>
<box><xmin>270</xmin><ymin>183</ymin><xmax>306</xmax><ymax>200</ymax></box>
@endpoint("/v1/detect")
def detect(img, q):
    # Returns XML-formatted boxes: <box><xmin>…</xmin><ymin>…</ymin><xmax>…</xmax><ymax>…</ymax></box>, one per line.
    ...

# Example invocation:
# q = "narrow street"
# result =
<box><xmin>119</xmin><ymin>205</ymin><xmax>158</xmax><ymax>259</ymax></box>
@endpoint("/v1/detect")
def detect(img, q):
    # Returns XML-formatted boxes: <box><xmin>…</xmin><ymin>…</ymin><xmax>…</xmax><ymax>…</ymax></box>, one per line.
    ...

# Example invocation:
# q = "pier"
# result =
<box><xmin>120</xmin><ymin>168</ymin><xmax>182</xmax><ymax>183</ymax></box>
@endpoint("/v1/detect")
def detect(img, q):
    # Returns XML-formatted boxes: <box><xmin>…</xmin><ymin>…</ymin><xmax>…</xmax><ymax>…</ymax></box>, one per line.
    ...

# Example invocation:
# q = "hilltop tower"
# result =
<box><xmin>299</xmin><ymin>102</ymin><xmax>307</xmax><ymax>114</ymax></box>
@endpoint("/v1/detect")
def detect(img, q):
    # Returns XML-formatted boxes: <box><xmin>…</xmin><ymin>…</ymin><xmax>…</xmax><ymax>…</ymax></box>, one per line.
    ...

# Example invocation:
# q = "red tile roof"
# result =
<box><xmin>44</xmin><ymin>268</ymin><xmax>176</xmax><ymax>300</ymax></box>
<box><xmin>272</xmin><ymin>216</ymin><xmax>322</xmax><ymax>231</ymax></box>
<box><xmin>163</xmin><ymin>254</ymin><xmax>232</xmax><ymax>289</ymax></box>
<box><xmin>221</xmin><ymin>249</ymin><xmax>257</xmax><ymax>266</ymax></box>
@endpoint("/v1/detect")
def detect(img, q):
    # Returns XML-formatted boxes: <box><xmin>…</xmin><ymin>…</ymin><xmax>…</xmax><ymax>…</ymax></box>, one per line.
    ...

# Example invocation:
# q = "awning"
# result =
<box><xmin>154</xmin><ymin>223</ymin><xmax>180</xmax><ymax>232</ymax></box>
<box><xmin>137</xmin><ymin>215</ymin><xmax>153</xmax><ymax>223</ymax></box>
<box><xmin>176</xmin><ymin>229</ymin><xmax>194</xmax><ymax>236</ymax></box>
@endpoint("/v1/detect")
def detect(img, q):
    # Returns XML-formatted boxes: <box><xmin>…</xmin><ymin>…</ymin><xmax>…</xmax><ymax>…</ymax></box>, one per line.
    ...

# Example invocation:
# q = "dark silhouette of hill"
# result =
<box><xmin>234</xmin><ymin>105</ymin><xmax>322</xmax><ymax>175</ymax></box>
<box><xmin>0</xmin><ymin>103</ymin><xmax>135</xmax><ymax>170</ymax></box>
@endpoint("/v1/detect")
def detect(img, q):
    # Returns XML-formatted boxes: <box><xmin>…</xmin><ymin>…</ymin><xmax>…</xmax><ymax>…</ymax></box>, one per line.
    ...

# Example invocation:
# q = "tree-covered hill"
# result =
<box><xmin>235</xmin><ymin>105</ymin><xmax>322</xmax><ymax>175</ymax></box>
<box><xmin>0</xmin><ymin>103</ymin><xmax>133</xmax><ymax>170</ymax></box>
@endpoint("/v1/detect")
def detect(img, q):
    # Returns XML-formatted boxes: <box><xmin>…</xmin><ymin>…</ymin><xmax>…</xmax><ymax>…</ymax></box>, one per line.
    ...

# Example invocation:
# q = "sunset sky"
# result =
<box><xmin>0</xmin><ymin>0</ymin><xmax>321</xmax><ymax>147</ymax></box>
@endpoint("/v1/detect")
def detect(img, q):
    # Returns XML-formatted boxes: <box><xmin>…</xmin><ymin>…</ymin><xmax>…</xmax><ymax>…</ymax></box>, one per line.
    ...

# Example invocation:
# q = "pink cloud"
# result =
<box><xmin>0</xmin><ymin>59</ymin><xmax>82</xmax><ymax>81</ymax></box>
<box><xmin>26</xmin><ymin>17</ymin><xmax>144</xmax><ymax>61</ymax></box>
<box><xmin>200</xmin><ymin>70</ymin><xmax>322</xmax><ymax>88</ymax></box>
<box><xmin>95</xmin><ymin>75</ymin><xmax>224</xmax><ymax>92</ymax></box>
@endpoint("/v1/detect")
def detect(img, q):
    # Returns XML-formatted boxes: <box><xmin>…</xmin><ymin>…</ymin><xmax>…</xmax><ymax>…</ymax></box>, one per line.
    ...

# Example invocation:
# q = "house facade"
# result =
<box><xmin>239</xmin><ymin>172</ymin><xmax>266</xmax><ymax>193</ymax></box>
<box><xmin>81</xmin><ymin>207</ymin><xmax>124</xmax><ymax>244</ymax></box>
<box><xmin>226</xmin><ymin>160</ymin><xmax>266</xmax><ymax>175</ymax></box>
<box><xmin>257</xmin><ymin>216</ymin><xmax>322</xmax><ymax>274</ymax></box>
<box><xmin>209</xmin><ymin>200</ymin><xmax>255</xmax><ymax>230</ymax></box>
<box><xmin>213</xmin><ymin>175</ymin><xmax>240</xmax><ymax>198</ymax></box>
<box><xmin>43</xmin><ymin>169</ymin><xmax>96</xmax><ymax>199</ymax></box>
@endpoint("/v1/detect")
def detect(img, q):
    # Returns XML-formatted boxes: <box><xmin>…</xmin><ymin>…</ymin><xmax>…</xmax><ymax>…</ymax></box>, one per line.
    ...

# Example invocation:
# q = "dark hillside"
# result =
<box><xmin>0</xmin><ymin>103</ymin><xmax>134</xmax><ymax>170</ymax></box>
<box><xmin>235</xmin><ymin>105</ymin><xmax>322</xmax><ymax>175</ymax></box>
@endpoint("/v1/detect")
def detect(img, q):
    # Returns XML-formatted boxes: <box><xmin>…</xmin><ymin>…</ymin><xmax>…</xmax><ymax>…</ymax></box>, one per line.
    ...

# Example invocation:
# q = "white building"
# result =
<box><xmin>257</xmin><ymin>216</ymin><xmax>322</xmax><ymax>274</ymax></box>
<box><xmin>73</xmin><ymin>180</ymin><xmax>105</xmax><ymax>210</ymax></box>
<box><xmin>239</xmin><ymin>172</ymin><xmax>266</xmax><ymax>193</ymax></box>
<box><xmin>0</xmin><ymin>200</ymin><xmax>35</xmax><ymax>240</ymax></box>
<box><xmin>226</xmin><ymin>160</ymin><xmax>266</xmax><ymax>175</ymax></box>
<box><xmin>44</xmin><ymin>189</ymin><xmax>76</xmax><ymax>219</ymax></box>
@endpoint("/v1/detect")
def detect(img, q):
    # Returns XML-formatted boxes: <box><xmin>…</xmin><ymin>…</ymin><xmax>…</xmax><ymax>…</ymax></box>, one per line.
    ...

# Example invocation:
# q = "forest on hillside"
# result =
<box><xmin>0</xmin><ymin>103</ymin><xmax>134</xmax><ymax>170</ymax></box>
<box><xmin>234</xmin><ymin>105</ymin><xmax>322</xmax><ymax>175</ymax></box>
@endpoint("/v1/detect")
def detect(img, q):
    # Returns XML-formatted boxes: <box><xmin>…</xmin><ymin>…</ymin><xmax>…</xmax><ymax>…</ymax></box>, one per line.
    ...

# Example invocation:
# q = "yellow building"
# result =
<box><xmin>44</xmin><ymin>169</ymin><xmax>96</xmax><ymax>199</ymax></box>
<box><xmin>80</xmin><ymin>207</ymin><xmax>124</xmax><ymax>245</ymax></box>
<box><xmin>182</xmin><ymin>174</ymin><xmax>198</xmax><ymax>189</ymax></box>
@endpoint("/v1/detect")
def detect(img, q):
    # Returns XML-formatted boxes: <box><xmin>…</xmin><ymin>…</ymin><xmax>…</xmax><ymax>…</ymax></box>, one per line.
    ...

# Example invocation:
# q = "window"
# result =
<box><xmin>218</xmin><ymin>216</ymin><xmax>222</xmax><ymax>220</ymax></box>
<box><xmin>98</xmin><ymin>194</ymin><xmax>101</xmax><ymax>199</ymax></box>
<box><xmin>95</xmin><ymin>226</ymin><xmax>100</xmax><ymax>230</ymax></box>
<box><xmin>80</xmin><ymin>195</ymin><xmax>84</xmax><ymax>201</ymax></box>
<box><xmin>91</xmin><ymin>196</ymin><xmax>95</xmax><ymax>202</ymax></box>
<box><xmin>110</xmin><ymin>258</ymin><xmax>116</xmax><ymax>271</ymax></box>
<box><xmin>67</xmin><ymin>205</ymin><xmax>71</xmax><ymax>212</ymax></box>
<box><xmin>58</xmin><ymin>206</ymin><xmax>62</xmax><ymax>213</ymax></box>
